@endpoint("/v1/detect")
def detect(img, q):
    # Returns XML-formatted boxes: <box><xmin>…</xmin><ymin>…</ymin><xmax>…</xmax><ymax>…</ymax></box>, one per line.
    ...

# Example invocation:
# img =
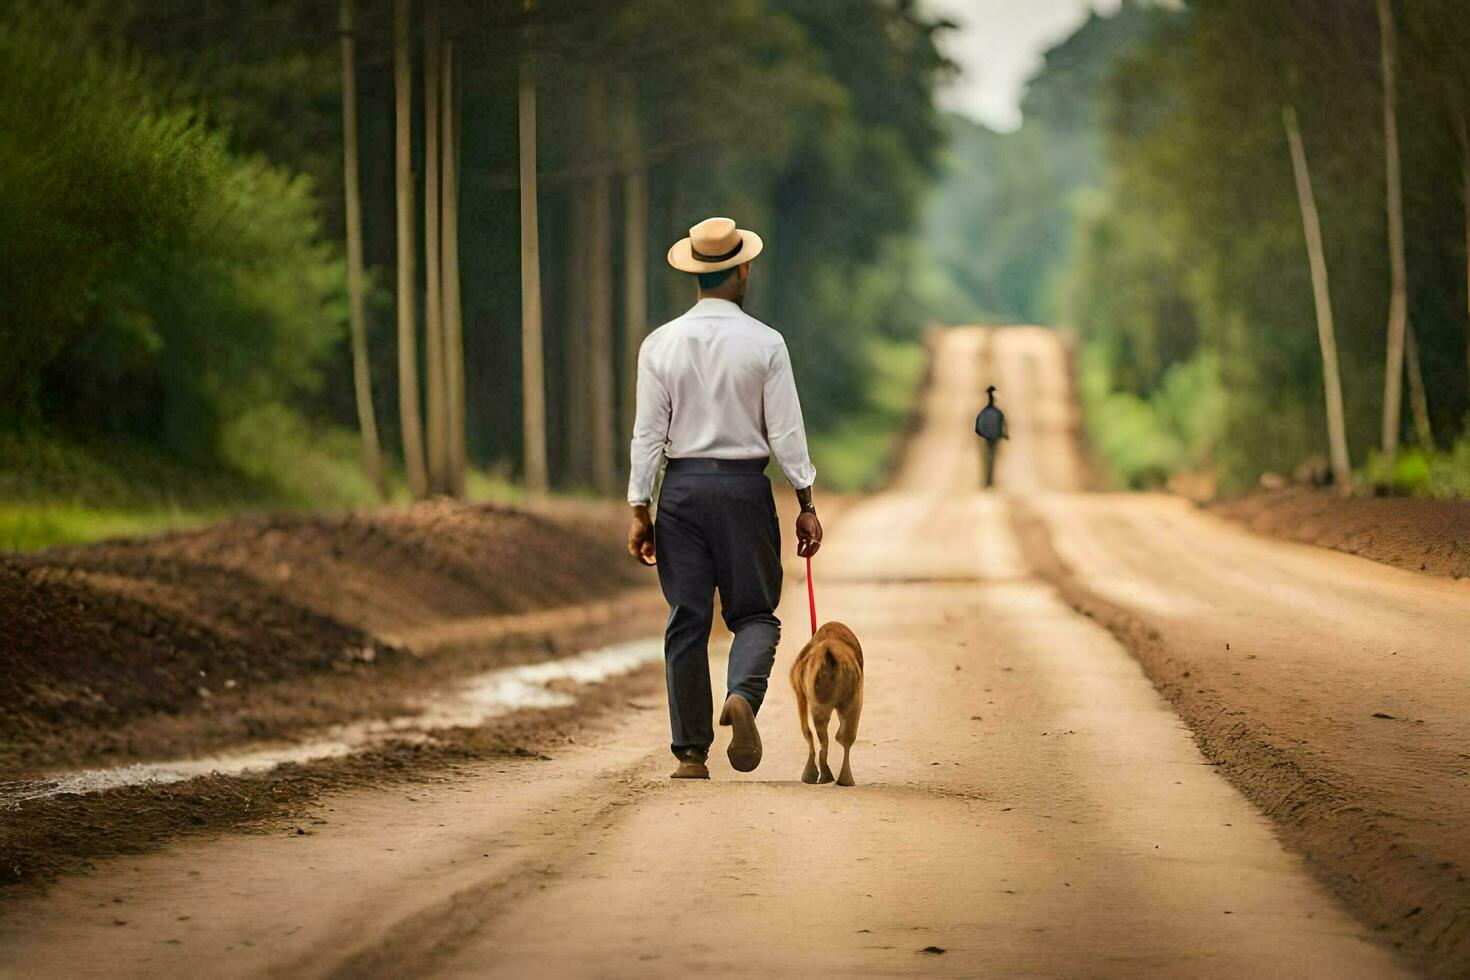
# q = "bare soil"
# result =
<box><xmin>1212</xmin><ymin>487</ymin><xmax>1470</xmax><ymax>579</ymax></box>
<box><xmin>1015</xmin><ymin>494</ymin><xmax>1470</xmax><ymax>978</ymax></box>
<box><xmin>1</xmin><ymin>497</ymin><xmax>665</xmax><ymax>890</ymax></box>
<box><xmin>1</xmin><ymin>499</ymin><xmax>646</xmax><ymax>774</ymax></box>
<box><xmin>0</xmin><ymin>654</ymin><xmax>663</xmax><ymax>891</ymax></box>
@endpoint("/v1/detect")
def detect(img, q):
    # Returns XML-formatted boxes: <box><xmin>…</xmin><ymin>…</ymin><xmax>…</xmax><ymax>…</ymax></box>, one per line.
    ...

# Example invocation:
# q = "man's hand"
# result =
<box><xmin>795</xmin><ymin>510</ymin><xmax>822</xmax><ymax>558</ymax></box>
<box><xmin>627</xmin><ymin>504</ymin><xmax>656</xmax><ymax>566</ymax></box>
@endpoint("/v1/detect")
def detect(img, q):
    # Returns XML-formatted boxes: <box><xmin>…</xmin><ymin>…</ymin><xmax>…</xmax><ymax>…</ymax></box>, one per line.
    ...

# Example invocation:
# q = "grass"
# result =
<box><xmin>1362</xmin><ymin>432</ymin><xmax>1470</xmax><ymax>499</ymax></box>
<box><xmin>0</xmin><ymin>504</ymin><xmax>225</xmax><ymax>551</ymax></box>
<box><xmin>0</xmin><ymin>426</ymin><xmax>556</xmax><ymax>552</ymax></box>
<box><xmin>0</xmin><ymin>428</ymin><xmax>376</xmax><ymax>552</ymax></box>
<box><xmin>808</xmin><ymin>336</ymin><xmax>929</xmax><ymax>492</ymax></box>
<box><xmin>0</xmin><ymin>468</ymin><xmax>538</xmax><ymax>552</ymax></box>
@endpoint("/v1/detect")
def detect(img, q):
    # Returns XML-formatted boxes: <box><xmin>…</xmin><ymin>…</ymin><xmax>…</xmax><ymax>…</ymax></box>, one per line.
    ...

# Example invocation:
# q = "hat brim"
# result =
<box><xmin>667</xmin><ymin>229</ymin><xmax>764</xmax><ymax>274</ymax></box>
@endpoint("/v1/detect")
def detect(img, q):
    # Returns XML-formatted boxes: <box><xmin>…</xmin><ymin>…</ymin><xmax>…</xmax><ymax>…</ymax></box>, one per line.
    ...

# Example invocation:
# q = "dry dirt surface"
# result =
<box><xmin>1</xmin><ymin>326</ymin><xmax>1435</xmax><ymax>978</ymax></box>
<box><xmin>1211</xmin><ymin>486</ymin><xmax>1470</xmax><ymax>579</ymax></box>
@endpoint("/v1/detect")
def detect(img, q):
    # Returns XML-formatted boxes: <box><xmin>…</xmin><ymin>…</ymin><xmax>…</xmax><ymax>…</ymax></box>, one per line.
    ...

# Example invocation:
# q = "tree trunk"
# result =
<box><xmin>517</xmin><ymin>27</ymin><xmax>549</xmax><ymax>496</ymax></box>
<box><xmin>1377</xmin><ymin>0</ymin><xmax>1409</xmax><ymax>466</ymax></box>
<box><xmin>339</xmin><ymin>0</ymin><xmax>386</xmax><ymax>500</ymax></box>
<box><xmin>565</xmin><ymin>172</ymin><xmax>591</xmax><ymax>487</ymax></box>
<box><xmin>441</xmin><ymin>36</ymin><xmax>466</xmax><ymax>497</ymax></box>
<box><xmin>422</xmin><ymin>0</ymin><xmax>448</xmax><ymax>495</ymax></box>
<box><xmin>1405</xmin><ymin>322</ymin><xmax>1434</xmax><ymax>447</ymax></box>
<box><xmin>586</xmin><ymin>83</ymin><xmax>617</xmax><ymax>496</ymax></box>
<box><xmin>1459</xmin><ymin>109</ymin><xmax>1470</xmax><ymax>404</ymax></box>
<box><xmin>1283</xmin><ymin>105</ymin><xmax>1353</xmax><ymax>494</ymax></box>
<box><xmin>665</xmin><ymin>170</ymin><xmax>689</xmax><ymax>320</ymax></box>
<box><xmin>393</xmin><ymin>0</ymin><xmax>428</xmax><ymax>499</ymax></box>
<box><xmin>620</xmin><ymin>77</ymin><xmax>648</xmax><ymax>460</ymax></box>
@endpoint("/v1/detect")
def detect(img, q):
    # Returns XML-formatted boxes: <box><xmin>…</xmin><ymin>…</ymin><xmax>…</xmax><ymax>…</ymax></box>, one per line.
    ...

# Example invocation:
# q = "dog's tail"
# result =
<box><xmin>812</xmin><ymin>643</ymin><xmax>840</xmax><ymax>703</ymax></box>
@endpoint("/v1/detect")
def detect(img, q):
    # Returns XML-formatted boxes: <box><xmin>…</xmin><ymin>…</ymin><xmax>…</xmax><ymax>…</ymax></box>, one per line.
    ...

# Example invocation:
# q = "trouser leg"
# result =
<box><xmin>710</xmin><ymin>478</ymin><xmax>783</xmax><ymax>715</ymax></box>
<box><xmin>984</xmin><ymin>440</ymin><xmax>997</xmax><ymax>488</ymax></box>
<box><xmin>654</xmin><ymin>501</ymin><xmax>715</xmax><ymax>758</ymax></box>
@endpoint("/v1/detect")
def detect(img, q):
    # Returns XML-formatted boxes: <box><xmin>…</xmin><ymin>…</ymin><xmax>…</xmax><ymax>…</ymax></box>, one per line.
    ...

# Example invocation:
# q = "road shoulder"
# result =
<box><xmin>1211</xmin><ymin>486</ymin><xmax>1470</xmax><ymax>579</ymax></box>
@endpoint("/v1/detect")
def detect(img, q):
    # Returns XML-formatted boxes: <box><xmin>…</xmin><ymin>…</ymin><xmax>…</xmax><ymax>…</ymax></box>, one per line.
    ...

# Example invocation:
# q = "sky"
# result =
<box><xmin>924</xmin><ymin>0</ymin><xmax>1123</xmax><ymax>131</ymax></box>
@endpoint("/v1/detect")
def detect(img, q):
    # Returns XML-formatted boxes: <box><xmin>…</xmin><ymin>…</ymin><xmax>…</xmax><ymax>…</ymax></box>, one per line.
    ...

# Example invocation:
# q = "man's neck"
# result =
<box><xmin>697</xmin><ymin>291</ymin><xmax>743</xmax><ymax>307</ymax></box>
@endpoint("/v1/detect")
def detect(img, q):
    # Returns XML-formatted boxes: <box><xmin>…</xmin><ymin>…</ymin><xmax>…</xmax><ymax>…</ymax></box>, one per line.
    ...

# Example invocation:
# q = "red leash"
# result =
<box><xmin>805</xmin><ymin>554</ymin><xmax>817</xmax><ymax>635</ymax></box>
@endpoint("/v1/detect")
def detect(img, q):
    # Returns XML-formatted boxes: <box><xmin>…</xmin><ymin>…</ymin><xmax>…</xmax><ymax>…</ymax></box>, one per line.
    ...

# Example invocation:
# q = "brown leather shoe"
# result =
<box><xmin>670</xmin><ymin>759</ymin><xmax>710</xmax><ymax>779</ymax></box>
<box><xmin>671</xmin><ymin>749</ymin><xmax>709</xmax><ymax>779</ymax></box>
<box><xmin>719</xmin><ymin>693</ymin><xmax>762</xmax><ymax>772</ymax></box>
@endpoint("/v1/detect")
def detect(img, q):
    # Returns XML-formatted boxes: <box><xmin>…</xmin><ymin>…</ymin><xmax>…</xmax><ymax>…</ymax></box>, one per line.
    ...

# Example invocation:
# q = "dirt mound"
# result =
<box><xmin>1</xmin><ymin>500</ymin><xmax>643</xmax><ymax>764</ymax></box>
<box><xmin>0</xmin><ymin>559</ymin><xmax>391</xmax><ymax>750</ymax></box>
<box><xmin>68</xmin><ymin>499</ymin><xmax>642</xmax><ymax>633</ymax></box>
<box><xmin>1210</xmin><ymin>487</ymin><xmax>1470</xmax><ymax>579</ymax></box>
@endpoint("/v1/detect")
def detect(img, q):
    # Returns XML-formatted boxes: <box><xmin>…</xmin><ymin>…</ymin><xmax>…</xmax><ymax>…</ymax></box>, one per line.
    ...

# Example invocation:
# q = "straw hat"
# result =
<box><xmin>667</xmin><ymin>217</ymin><xmax>764</xmax><ymax>274</ymax></box>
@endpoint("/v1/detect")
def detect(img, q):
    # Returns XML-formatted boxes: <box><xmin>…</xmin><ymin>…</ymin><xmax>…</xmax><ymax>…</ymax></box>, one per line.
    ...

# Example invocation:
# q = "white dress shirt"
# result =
<box><xmin>627</xmin><ymin>297</ymin><xmax>817</xmax><ymax>504</ymax></box>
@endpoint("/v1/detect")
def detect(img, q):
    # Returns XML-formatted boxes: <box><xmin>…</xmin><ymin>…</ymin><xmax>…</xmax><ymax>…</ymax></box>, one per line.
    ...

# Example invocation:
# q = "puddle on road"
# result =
<box><xmin>3</xmin><ymin>637</ymin><xmax>663</xmax><ymax>804</ymax></box>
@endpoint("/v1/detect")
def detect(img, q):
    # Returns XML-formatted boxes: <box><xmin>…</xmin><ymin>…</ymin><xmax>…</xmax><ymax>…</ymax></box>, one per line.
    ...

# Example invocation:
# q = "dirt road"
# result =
<box><xmin>1</xmin><ymin>327</ymin><xmax>1444</xmax><ymax>977</ymax></box>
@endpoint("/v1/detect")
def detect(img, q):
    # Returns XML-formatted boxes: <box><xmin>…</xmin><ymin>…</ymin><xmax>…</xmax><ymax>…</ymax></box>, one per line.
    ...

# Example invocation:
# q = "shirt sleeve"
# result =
<box><xmin>627</xmin><ymin>339</ymin><xmax>671</xmax><ymax>504</ymax></box>
<box><xmin>763</xmin><ymin>339</ymin><xmax>817</xmax><ymax>491</ymax></box>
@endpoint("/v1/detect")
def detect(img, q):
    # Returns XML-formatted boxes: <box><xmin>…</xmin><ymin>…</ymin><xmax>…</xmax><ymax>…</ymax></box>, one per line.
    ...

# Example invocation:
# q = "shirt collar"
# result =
<box><xmin>690</xmin><ymin>297</ymin><xmax>744</xmax><ymax>316</ymax></box>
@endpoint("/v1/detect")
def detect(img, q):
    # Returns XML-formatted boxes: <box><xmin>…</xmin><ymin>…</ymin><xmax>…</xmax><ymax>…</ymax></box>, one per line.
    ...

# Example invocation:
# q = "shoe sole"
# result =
<box><xmin>720</xmin><ymin>693</ymin><xmax>762</xmax><ymax>772</ymax></box>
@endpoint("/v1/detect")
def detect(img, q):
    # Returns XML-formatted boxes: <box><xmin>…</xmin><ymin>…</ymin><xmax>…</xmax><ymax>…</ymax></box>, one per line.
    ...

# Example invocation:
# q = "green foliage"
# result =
<box><xmin>4</xmin><ymin>0</ymin><xmax>951</xmax><ymax>517</ymax></box>
<box><xmin>0</xmin><ymin>505</ymin><xmax>221</xmax><ymax>552</ymax></box>
<box><xmin>1080</xmin><ymin>344</ymin><xmax>1224</xmax><ymax>489</ymax></box>
<box><xmin>1363</xmin><ymin>427</ymin><xmax>1470</xmax><ymax>499</ymax></box>
<box><xmin>809</xmin><ymin>338</ymin><xmax>927</xmax><ymax>492</ymax></box>
<box><xmin>1424</xmin><ymin>434</ymin><xmax>1470</xmax><ymax>499</ymax></box>
<box><xmin>1</xmin><ymin>3</ymin><xmax>346</xmax><ymax>481</ymax></box>
<box><xmin>1058</xmin><ymin>0</ymin><xmax>1470</xmax><ymax>495</ymax></box>
<box><xmin>0</xmin><ymin>427</ymin><xmax>382</xmax><ymax>550</ymax></box>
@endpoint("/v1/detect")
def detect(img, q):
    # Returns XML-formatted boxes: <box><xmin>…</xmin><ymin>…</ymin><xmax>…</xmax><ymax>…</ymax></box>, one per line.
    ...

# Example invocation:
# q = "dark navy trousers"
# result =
<box><xmin>654</xmin><ymin>459</ymin><xmax>782</xmax><ymax>758</ymax></box>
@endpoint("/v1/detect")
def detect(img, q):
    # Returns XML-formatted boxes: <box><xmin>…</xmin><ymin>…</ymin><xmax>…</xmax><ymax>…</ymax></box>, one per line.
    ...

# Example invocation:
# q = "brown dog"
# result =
<box><xmin>789</xmin><ymin>622</ymin><xmax>864</xmax><ymax>786</ymax></box>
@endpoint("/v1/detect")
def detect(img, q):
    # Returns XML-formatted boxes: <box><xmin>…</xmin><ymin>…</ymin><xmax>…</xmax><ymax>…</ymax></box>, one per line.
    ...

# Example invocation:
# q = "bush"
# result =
<box><xmin>1080</xmin><ymin>343</ymin><xmax>1224</xmax><ymax>489</ymax></box>
<box><xmin>0</xmin><ymin>2</ymin><xmax>344</xmax><ymax>467</ymax></box>
<box><xmin>1362</xmin><ymin>426</ymin><xmax>1470</xmax><ymax>500</ymax></box>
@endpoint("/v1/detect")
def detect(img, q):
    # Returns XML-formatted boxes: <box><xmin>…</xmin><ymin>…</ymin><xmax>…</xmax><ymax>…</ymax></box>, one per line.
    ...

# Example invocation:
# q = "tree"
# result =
<box><xmin>393</xmin><ymin>0</ymin><xmax>428</xmax><ymax>499</ymax></box>
<box><xmin>1405</xmin><ymin>324</ymin><xmax>1433</xmax><ymax>447</ymax></box>
<box><xmin>1284</xmin><ymin>104</ymin><xmax>1352</xmax><ymax>493</ymax></box>
<box><xmin>586</xmin><ymin>82</ymin><xmax>617</xmax><ymax>496</ymax></box>
<box><xmin>422</xmin><ymin>0</ymin><xmax>448</xmax><ymax>495</ymax></box>
<box><xmin>338</xmin><ymin>0</ymin><xmax>386</xmax><ymax>499</ymax></box>
<box><xmin>564</xmin><ymin>98</ymin><xmax>591</xmax><ymax>487</ymax></box>
<box><xmin>441</xmin><ymin>32</ymin><xmax>466</xmax><ymax>497</ymax></box>
<box><xmin>518</xmin><ymin>8</ymin><xmax>548</xmax><ymax>497</ymax></box>
<box><xmin>1461</xmin><ymin>111</ymin><xmax>1470</xmax><ymax>390</ymax></box>
<box><xmin>1377</xmin><ymin>0</ymin><xmax>1409</xmax><ymax>464</ymax></box>
<box><xmin>620</xmin><ymin>76</ymin><xmax>648</xmax><ymax>455</ymax></box>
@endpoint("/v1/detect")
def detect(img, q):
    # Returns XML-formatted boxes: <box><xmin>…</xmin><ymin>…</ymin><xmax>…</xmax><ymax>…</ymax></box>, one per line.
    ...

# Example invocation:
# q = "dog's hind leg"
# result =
<box><xmin>795</xmin><ymin>686</ymin><xmax>819</xmax><ymax>784</ymax></box>
<box><xmin>835</xmin><ymin>691</ymin><xmax>861</xmax><ymax>787</ymax></box>
<box><xmin>811</xmin><ymin>704</ymin><xmax>834</xmax><ymax>784</ymax></box>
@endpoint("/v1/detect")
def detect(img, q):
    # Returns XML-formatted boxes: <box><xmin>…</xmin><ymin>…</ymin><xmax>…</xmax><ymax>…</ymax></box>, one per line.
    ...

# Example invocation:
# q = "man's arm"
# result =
<box><xmin>627</xmin><ymin>342</ymin><xmax>670</xmax><ymax>566</ymax></box>
<box><xmin>764</xmin><ymin>340</ymin><xmax>822</xmax><ymax>557</ymax></box>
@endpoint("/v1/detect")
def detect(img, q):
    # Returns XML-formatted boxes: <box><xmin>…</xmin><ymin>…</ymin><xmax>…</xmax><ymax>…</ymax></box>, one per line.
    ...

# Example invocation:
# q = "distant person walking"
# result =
<box><xmin>626</xmin><ymin>216</ymin><xmax>823</xmax><ymax>780</ymax></box>
<box><xmin>975</xmin><ymin>385</ymin><xmax>1007</xmax><ymax>488</ymax></box>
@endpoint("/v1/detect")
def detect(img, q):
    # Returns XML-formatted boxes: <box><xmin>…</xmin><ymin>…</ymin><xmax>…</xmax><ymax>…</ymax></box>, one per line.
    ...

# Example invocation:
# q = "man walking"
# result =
<box><xmin>627</xmin><ymin>216</ymin><xmax>823</xmax><ymax>780</ymax></box>
<box><xmin>975</xmin><ymin>384</ymin><xmax>1007</xmax><ymax>488</ymax></box>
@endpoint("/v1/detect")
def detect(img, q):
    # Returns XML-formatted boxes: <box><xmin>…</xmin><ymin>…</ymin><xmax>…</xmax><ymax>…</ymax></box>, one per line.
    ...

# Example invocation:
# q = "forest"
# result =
<box><xmin>5</xmin><ymin>0</ymin><xmax>1470</xmax><ymax>551</ymax></box>
<box><xmin>928</xmin><ymin>0</ymin><xmax>1470</xmax><ymax>496</ymax></box>
<box><xmin>1</xmin><ymin>0</ymin><xmax>948</xmax><ymax>546</ymax></box>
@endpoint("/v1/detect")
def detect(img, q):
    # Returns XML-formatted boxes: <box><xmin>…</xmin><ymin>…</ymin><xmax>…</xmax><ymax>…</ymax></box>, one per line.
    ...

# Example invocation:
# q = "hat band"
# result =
<box><xmin>691</xmin><ymin>239</ymin><xmax>743</xmax><ymax>263</ymax></box>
